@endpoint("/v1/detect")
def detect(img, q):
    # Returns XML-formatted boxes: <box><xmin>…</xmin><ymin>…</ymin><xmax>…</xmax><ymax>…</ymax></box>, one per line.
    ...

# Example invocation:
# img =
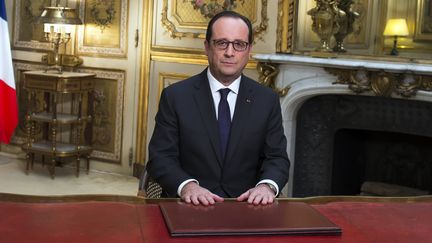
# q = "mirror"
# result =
<box><xmin>294</xmin><ymin>0</ymin><xmax>432</xmax><ymax>60</ymax></box>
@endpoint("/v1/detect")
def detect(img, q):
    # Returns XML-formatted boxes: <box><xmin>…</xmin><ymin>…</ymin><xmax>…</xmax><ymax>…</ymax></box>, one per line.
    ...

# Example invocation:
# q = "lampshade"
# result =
<box><xmin>37</xmin><ymin>6</ymin><xmax>82</xmax><ymax>25</ymax></box>
<box><xmin>383</xmin><ymin>19</ymin><xmax>409</xmax><ymax>36</ymax></box>
<box><xmin>37</xmin><ymin>6</ymin><xmax>83</xmax><ymax>73</ymax></box>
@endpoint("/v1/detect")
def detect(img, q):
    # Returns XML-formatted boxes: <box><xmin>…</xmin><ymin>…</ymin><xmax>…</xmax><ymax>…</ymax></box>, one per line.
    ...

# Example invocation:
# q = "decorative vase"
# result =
<box><xmin>307</xmin><ymin>0</ymin><xmax>342</xmax><ymax>52</ymax></box>
<box><xmin>333</xmin><ymin>0</ymin><xmax>360</xmax><ymax>52</ymax></box>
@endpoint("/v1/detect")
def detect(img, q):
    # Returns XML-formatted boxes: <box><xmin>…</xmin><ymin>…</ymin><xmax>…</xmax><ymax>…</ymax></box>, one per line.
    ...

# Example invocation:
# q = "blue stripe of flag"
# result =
<box><xmin>0</xmin><ymin>0</ymin><xmax>7</xmax><ymax>22</ymax></box>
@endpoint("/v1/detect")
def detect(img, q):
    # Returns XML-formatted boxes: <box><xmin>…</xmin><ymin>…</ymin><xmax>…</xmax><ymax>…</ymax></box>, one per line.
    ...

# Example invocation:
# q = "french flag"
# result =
<box><xmin>0</xmin><ymin>0</ymin><xmax>18</xmax><ymax>144</ymax></box>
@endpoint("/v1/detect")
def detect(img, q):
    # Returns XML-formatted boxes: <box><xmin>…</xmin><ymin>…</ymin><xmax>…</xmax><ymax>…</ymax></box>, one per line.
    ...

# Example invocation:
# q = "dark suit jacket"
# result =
<box><xmin>147</xmin><ymin>69</ymin><xmax>290</xmax><ymax>197</ymax></box>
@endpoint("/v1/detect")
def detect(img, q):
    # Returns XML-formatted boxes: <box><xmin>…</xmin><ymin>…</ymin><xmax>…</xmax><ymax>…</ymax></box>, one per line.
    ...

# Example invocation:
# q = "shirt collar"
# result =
<box><xmin>207</xmin><ymin>68</ymin><xmax>241</xmax><ymax>95</ymax></box>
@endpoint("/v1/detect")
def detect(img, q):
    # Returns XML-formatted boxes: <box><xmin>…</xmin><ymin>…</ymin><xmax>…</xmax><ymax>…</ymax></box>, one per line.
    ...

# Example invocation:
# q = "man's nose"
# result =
<box><xmin>224</xmin><ymin>43</ymin><xmax>235</xmax><ymax>56</ymax></box>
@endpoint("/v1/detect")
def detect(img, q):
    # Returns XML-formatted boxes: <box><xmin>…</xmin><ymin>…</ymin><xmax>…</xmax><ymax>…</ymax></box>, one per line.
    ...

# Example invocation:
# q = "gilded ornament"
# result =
<box><xmin>162</xmin><ymin>0</ymin><xmax>268</xmax><ymax>40</ymax></box>
<box><xmin>348</xmin><ymin>70</ymin><xmax>371</xmax><ymax>93</ymax></box>
<box><xmin>371</xmin><ymin>72</ymin><xmax>394</xmax><ymax>97</ymax></box>
<box><xmin>23</xmin><ymin>0</ymin><xmax>49</xmax><ymax>24</ymax></box>
<box><xmin>257</xmin><ymin>62</ymin><xmax>289</xmax><ymax>96</ymax></box>
<box><xmin>327</xmin><ymin>67</ymin><xmax>432</xmax><ymax>98</ymax></box>
<box><xmin>332</xmin><ymin>0</ymin><xmax>359</xmax><ymax>52</ymax></box>
<box><xmin>396</xmin><ymin>74</ymin><xmax>420</xmax><ymax>97</ymax></box>
<box><xmin>188</xmin><ymin>0</ymin><xmax>245</xmax><ymax>18</ymax></box>
<box><xmin>327</xmin><ymin>68</ymin><xmax>351</xmax><ymax>84</ymax></box>
<box><xmin>276</xmin><ymin>0</ymin><xmax>296</xmax><ymax>52</ymax></box>
<box><xmin>307</xmin><ymin>0</ymin><xmax>343</xmax><ymax>52</ymax></box>
<box><xmin>420</xmin><ymin>76</ymin><xmax>432</xmax><ymax>91</ymax></box>
<box><xmin>89</xmin><ymin>0</ymin><xmax>116</xmax><ymax>32</ymax></box>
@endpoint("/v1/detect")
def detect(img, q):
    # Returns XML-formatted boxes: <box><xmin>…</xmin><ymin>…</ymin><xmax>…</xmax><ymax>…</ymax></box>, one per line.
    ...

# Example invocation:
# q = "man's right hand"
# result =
<box><xmin>180</xmin><ymin>182</ymin><xmax>224</xmax><ymax>206</ymax></box>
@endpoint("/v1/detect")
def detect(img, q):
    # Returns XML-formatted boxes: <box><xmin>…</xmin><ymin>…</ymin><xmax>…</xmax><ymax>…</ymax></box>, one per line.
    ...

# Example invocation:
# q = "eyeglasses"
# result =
<box><xmin>212</xmin><ymin>39</ymin><xmax>249</xmax><ymax>52</ymax></box>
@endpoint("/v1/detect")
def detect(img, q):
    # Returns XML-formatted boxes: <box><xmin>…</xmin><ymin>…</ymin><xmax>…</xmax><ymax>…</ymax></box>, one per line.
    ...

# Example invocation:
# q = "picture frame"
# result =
<box><xmin>76</xmin><ymin>67</ymin><xmax>125</xmax><ymax>163</ymax></box>
<box><xmin>76</xmin><ymin>0</ymin><xmax>128</xmax><ymax>57</ymax></box>
<box><xmin>12</xmin><ymin>0</ymin><xmax>52</xmax><ymax>51</ymax></box>
<box><xmin>415</xmin><ymin>0</ymin><xmax>432</xmax><ymax>40</ymax></box>
<box><xmin>157</xmin><ymin>72</ymin><xmax>190</xmax><ymax>103</ymax></box>
<box><xmin>276</xmin><ymin>0</ymin><xmax>296</xmax><ymax>53</ymax></box>
<box><xmin>161</xmin><ymin>0</ymin><xmax>268</xmax><ymax>40</ymax></box>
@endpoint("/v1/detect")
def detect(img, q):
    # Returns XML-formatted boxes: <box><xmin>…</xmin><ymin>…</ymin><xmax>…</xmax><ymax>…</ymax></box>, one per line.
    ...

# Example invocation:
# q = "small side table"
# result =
<box><xmin>22</xmin><ymin>71</ymin><xmax>96</xmax><ymax>179</ymax></box>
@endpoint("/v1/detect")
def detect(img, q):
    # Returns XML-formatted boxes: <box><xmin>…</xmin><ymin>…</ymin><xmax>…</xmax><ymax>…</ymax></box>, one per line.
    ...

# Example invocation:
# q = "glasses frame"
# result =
<box><xmin>211</xmin><ymin>39</ymin><xmax>250</xmax><ymax>52</ymax></box>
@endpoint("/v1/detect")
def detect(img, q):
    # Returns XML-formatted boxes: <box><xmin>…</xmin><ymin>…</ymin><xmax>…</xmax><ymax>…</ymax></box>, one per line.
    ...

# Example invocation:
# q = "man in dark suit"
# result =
<box><xmin>147</xmin><ymin>11</ymin><xmax>290</xmax><ymax>206</ymax></box>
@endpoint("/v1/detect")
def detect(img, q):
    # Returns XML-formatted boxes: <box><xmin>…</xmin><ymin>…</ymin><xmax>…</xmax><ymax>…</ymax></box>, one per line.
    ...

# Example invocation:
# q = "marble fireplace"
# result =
<box><xmin>254</xmin><ymin>54</ymin><xmax>432</xmax><ymax>197</ymax></box>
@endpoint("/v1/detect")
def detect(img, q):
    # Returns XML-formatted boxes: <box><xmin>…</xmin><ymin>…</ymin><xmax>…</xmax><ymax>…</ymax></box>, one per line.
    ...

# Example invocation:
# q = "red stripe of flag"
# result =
<box><xmin>0</xmin><ymin>80</ymin><xmax>18</xmax><ymax>143</ymax></box>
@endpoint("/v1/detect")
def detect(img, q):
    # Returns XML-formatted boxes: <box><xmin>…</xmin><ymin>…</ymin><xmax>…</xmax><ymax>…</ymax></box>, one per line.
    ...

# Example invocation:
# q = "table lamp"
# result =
<box><xmin>37</xmin><ymin>6</ymin><xmax>83</xmax><ymax>73</ymax></box>
<box><xmin>383</xmin><ymin>18</ymin><xmax>409</xmax><ymax>56</ymax></box>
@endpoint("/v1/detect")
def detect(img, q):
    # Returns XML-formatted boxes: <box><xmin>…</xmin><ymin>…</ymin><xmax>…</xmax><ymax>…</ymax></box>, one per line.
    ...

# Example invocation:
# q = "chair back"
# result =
<box><xmin>138</xmin><ymin>166</ymin><xmax>162</xmax><ymax>198</ymax></box>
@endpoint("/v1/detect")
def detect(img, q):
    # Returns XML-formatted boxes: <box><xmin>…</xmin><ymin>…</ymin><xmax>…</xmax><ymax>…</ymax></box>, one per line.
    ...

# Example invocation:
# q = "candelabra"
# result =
<box><xmin>38</xmin><ymin>6</ymin><xmax>82</xmax><ymax>73</ymax></box>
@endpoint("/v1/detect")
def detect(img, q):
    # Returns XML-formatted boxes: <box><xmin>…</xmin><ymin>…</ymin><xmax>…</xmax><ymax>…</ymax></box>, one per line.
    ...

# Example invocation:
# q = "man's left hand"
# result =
<box><xmin>236</xmin><ymin>184</ymin><xmax>276</xmax><ymax>205</ymax></box>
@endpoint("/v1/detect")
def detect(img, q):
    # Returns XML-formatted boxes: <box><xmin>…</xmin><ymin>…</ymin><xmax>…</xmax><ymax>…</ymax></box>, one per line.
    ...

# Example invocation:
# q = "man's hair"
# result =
<box><xmin>205</xmin><ymin>11</ymin><xmax>253</xmax><ymax>44</ymax></box>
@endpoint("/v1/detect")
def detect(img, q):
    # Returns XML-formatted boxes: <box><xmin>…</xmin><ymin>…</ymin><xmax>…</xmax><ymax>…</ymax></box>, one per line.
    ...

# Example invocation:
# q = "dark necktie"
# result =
<box><xmin>218</xmin><ymin>88</ymin><xmax>231</xmax><ymax>159</ymax></box>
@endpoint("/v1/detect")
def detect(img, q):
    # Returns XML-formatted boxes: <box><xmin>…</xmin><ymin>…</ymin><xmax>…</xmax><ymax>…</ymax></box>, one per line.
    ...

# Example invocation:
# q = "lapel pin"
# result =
<box><xmin>246</xmin><ymin>98</ymin><xmax>251</xmax><ymax>103</ymax></box>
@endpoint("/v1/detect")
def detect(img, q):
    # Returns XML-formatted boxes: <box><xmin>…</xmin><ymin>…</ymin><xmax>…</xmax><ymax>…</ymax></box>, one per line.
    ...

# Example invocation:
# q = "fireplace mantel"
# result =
<box><xmin>254</xmin><ymin>54</ymin><xmax>432</xmax><ymax>74</ymax></box>
<box><xmin>253</xmin><ymin>54</ymin><xmax>432</xmax><ymax>196</ymax></box>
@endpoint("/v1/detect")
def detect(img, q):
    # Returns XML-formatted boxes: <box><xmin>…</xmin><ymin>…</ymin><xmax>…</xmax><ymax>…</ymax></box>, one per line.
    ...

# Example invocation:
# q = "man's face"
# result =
<box><xmin>205</xmin><ymin>17</ymin><xmax>251</xmax><ymax>85</ymax></box>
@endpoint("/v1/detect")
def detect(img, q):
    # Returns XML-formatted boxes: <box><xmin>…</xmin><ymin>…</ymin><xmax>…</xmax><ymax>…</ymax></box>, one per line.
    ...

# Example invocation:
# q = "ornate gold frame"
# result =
<box><xmin>12</xmin><ymin>0</ymin><xmax>52</xmax><ymax>51</ymax></box>
<box><xmin>135</xmin><ymin>0</ymin><xmax>154</xmax><ymax>166</ymax></box>
<box><xmin>76</xmin><ymin>0</ymin><xmax>128</xmax><ymax>57</ymax></box>
<box><xmin>276</xmin><ymin>0</ymin><xmax>296</xmax><ymax>53</ymax></box>
<box><xmin>161</xmin><ymin>0</ymin><xmax>269</xmax><ymax>40</ymax></box>
<box><xmin>157</xmin><ymin>72</ymin><xmax>191</xmax><ymax>103</ymax></box>
<box><xmin>76</xmin><ymin>67</ymin><xmax>125</xmax><ymax>163</ymax></box>
<box><xmin>171</xmin><ymin>0</ymin><xmax>258</xmax><ymax>29</ymax></box>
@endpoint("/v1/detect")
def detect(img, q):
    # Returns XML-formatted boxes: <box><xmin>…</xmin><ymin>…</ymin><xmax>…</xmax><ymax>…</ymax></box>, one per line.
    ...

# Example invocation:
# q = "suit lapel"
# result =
<box><xmin>193</xmin><ymin>70</ymin><xmax>224</xmax><ymax>166</ymax></box>
<box><xmin>225</xmin><ymin>76</ymin><xmax>255</xmax><ymax>163</ymax></box>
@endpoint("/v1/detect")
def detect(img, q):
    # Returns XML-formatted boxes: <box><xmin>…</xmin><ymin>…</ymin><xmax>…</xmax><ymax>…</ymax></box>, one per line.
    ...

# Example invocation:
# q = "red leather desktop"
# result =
<box><xmin>1</xmin><ymin>198</ymin><xmax>431</xmax><ymax>243</ymax></box>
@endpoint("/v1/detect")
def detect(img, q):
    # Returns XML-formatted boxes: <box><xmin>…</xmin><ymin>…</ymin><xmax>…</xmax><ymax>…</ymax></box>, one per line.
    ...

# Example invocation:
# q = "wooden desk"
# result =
<box><xmin>0</xmin><ymin>193</ymin><xmax>431</xmax><ymax>243</ymax></box>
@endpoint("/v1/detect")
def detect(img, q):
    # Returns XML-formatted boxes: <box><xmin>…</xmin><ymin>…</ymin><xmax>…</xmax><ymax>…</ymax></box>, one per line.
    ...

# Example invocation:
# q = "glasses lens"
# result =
<box><xmin>233</xmin><ymin>41</ymin><xmax>248</xmax><ymax>51</ymax></box>
<box><xmin>214</xmin><ymin>40</ymin><xmax>229</xmax><ymax>49</ymax></box>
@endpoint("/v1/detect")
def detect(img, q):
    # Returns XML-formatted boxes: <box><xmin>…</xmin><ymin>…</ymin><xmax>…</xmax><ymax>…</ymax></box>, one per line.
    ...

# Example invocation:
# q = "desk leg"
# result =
<box><xmin>50</xmin><ymin>93</ymin><xmax>57</xmax><ymax>180</ymax></box>
<box><xmin>24</xmin><ymin>91</ymin><xmax>33</xmax><ymax>175</ymax></box>
<box><xmin>76</xmin><ymin>93</ymin><xmax>83</xmax><ymax>178</ymax></box>
<box><xmin>30</xmin><ymin>153</ymin><xmax>34</xmax><ymax>170</ymax></box>
<box><xmin>25</xmin><ymin>153</ymin><xmax>34</xmax><ymax>174</ymax></box>
<box><xmin>76</xmin><ymin>156</ymin><xmax>80</xmax><ymax>177</ymax></box>
<box><xmin>86</xmin><ymin>155</ymin><xmax>90</xmax><ymax>174</ymax></box>
<box><xmin>50</xmin><ymin>157</ymin><xmax>56</xmax><ymax>179</ymax></box>
<box><xmin>86</xmin><ymin>90</ymin><xmax>94</xmax><ymax>175</ymax></box>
